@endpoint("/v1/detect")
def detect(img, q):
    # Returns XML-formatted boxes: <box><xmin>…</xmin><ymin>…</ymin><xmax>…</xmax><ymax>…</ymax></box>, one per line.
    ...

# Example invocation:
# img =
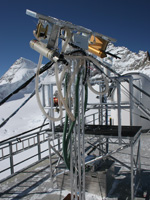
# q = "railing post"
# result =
<box><xmin>37</xmin><ymin>132</ymin><xmax>41</xmax><ymax>161</ymax></box>
<box><xmin>117</xmin><ymin>79</ymin><xmax>122</xmax><ymax>145</ymax></box>
<box><xmin>130</xmin><ymin>140</ymin><xmax>134</xmax><ymax>200</ymax></box>
<box><xmin>9</xmin><ymin>142</ymin><xmax>14</xmax><ymax>175</ymax></box>
<box><xmin>93</xmin><ymin>114</ymin><xmax>95</xmax><ymax>125</ymax></box>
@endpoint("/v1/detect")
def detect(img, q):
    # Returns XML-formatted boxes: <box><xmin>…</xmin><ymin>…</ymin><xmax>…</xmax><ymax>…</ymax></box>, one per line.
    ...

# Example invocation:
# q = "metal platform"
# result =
<box><xmin>50</xmin><ymin>124</ymin><xmax>142</xmax><ymax>199</ymax></box>
<box><xmin>84</xmin><ymin>125</ymin><xmax>142</xmax><ymax>200</ymax></box>
<box><xmin>85</xmin><ymin>125</ymin><xmax>141</xmax><ymax>138</ymax></box>
<box><xmin>54</xmin><ymin>124</ymin><xmax>141</xmax><ymax>139</ymax></box>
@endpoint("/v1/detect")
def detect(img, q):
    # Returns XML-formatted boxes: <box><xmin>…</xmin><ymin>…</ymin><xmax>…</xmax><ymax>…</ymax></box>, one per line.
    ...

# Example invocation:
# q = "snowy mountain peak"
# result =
<box><xmin>105</xmin><ymin>43</ymin><xmax>150</xmax><ymax>75</ymax></box>
<box><xmin>13</xmin><ymin>57</ymin><xmax>37</xmax><ymax>69</ymax></box>
<box><xmin>0</xmin><ymin>57</ymin><xmax>37</xmax><ymax>101</ymax></box>
<box><xmin>0</xmin><ymin>57</ymin><xmax>37</xmax><ymax>85</ymax></box>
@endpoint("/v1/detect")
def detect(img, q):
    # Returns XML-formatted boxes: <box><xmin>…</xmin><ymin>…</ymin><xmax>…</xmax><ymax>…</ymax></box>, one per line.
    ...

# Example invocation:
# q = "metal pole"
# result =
<box><xmin>99</xmin><ymin>83</ymin><xmax>103</xmax><ymax>125</ymax></box>
<box><xmin>136</xmin><ymin>138</ymin><xmax>141</xmax><ymax>181</ymax></box>
<box><xmin>129</xmin><ymin>76</ymin><xmax>133</xmax><ymax>126</ymax></box>
<box><xmin>9</xmin><ymin>142</ymin><xmax>14</xmax><ymax>175</ymax></box>
<box><xmin>85</xmin><ymin>143</ymin><xmax>130</xmax><ymax>165</ymax></box>
<box><xmin>81</xmin><ymin>72</ymin><xmax>85</xmax><ymax>200</ymax></box>
<box><xmin>50</xmin><ymin>84</ymin><xmax>55</xmax><ymax>140</ymax></box>
<box><xmin>48</xmin><ymin>137</ymin><xmax>53</xmax><ymax>187</ymax></box>
<box><xmin>138</xmin><ymin>138</ymin><xmax>141</xmax><ymax>173</ymax></box>
<box><xmin>42</xmin><ymin>84</ymin><xmax>45</xmax><ymax>107</ymax></box>
<box><xmin>71</xmin><ymin>60</ymin><xmax>75</xmax><ymax>200</ymax></box>
<box><xmin>78</xmin><ymin>92</ymin><xmax>82</xmax><ymax>200</ymax></box>
<box><xmin>75</xmin><ymin>124</ymin><xmax>78</xmax><ymax>200</ymax></box>
<box><xmin>70</xmin><ymin>133</ymin><xmax>74</xmax><ymax>200</ymax></box>
<box><xmin>104</xmin><ymin>95</ymin><xmax>109</xmax><ymax>154</ymax></box>
<box><xmin>93</xmin><ymin>114</ymin><xmax>95</xmax><ymax>125</ymax></box>
<box><xmin>37</xmin><ymin>132</ymin><xmax>41</xmax><ymax>161</ymax></box>
<box><xmin>117</xmin><ymin>79</ymin><xmax>122</xmax><ymax>145</ymax></box>
<box><xmin>130</xmin><ymin>140</ymin><xmax>134</xmax><ymax>200</ymax></box>
<box><xmin>48</xmin><ymin>83</ymin><xmax>55</xmax><ymax>188</ymax></box>
<box><xmin>48</xmin><ymin>85</ymin><xmax>52</xmax><ymax>130</ymax></box>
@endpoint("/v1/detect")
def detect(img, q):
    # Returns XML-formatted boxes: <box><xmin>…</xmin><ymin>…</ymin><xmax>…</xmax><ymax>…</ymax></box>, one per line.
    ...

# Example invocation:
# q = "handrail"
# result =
<box><xmin>0</xmin><ymin>129</ymin><xmax>51</xmax><ymax>179</ymax></box>
<box><xmin>0</xmin><ymin>124</ymin><xmax>49</xmax><ymax>144</ymax></box>
<box><xmin>0</xmin><ymin>111</ymin><xmax>100</xmax><ymax>180</ymax></box>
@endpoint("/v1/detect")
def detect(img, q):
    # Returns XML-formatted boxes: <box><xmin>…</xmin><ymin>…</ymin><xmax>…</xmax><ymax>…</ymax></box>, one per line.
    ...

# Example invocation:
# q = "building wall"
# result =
<box><xmin>110</xmin><ymin>72</ymin><xmax>150</xmax><ymax>131</ymax></box>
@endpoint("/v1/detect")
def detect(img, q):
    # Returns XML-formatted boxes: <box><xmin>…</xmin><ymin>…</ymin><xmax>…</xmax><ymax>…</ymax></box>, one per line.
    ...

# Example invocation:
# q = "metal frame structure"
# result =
<box><xmin>24</xmin><ymin>9</ymin><xmax>149</xmax><ymax>200</ymax></box>
<box><xmin>41</xmin><ymin>72</ymin><xmax>142</xmax><ymax>200</ymax></box>
<box><xmin>84</xmin><ymin>126</ymin><xmax>141</xmax><ymax>199</ymax></box>
<box><xmin>85</xmin><ymin>75</ymin><xmax>141</xmax><ymax>199</ymax></box>
<box><xmin>41</xmin><ymin>62</ymin><xmax>87</xmax><ymax>199</ymax></box>
<box><xmin>1</xmin><ymin>6</ymin><xmax>145</xmax><ymax>192</ymax></box>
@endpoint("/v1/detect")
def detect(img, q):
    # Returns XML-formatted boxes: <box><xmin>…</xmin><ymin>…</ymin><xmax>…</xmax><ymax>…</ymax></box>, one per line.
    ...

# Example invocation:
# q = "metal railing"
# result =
<box><xmin>0</xmin><ymin>111</ymin><xmax>100</xmax><ymax>181</ymax></box>
<box><xmin>0</xmin><ymin>127</ymin><xmax>50</xmax><ymax>180</ymax></box>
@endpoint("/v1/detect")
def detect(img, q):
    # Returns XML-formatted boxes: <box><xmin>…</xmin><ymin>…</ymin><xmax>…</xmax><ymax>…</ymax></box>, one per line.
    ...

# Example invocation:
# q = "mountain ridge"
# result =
<box><xmin>0</xmin><ymin>57</ymin><xmax>38</xmax><ymax>101</ymax></box>
<box><xmin>0</xmin><ymin>57</ymin><xmax>37</xmax><ymax>84</ymax></box>
<box><xmin>1</xmin><ymin>44</ymin><xmax>150</xmax><ymax>101</ymax></box>
<box><xmin>105</xmin><ymin>43</ymin><xmax>150</xmax><ymax>75</ymax></box>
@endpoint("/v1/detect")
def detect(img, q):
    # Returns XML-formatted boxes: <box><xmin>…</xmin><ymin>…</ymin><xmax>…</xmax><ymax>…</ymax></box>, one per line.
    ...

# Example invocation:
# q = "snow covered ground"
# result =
<box><xmin>0</xmin><ymin>58</ymin><xmax>45</xmax><ymax>141</ymax></box>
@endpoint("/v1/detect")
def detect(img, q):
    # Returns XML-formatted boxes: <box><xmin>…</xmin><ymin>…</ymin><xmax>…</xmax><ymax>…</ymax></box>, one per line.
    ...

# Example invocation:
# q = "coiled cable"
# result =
<box><xmin>55</xmin><ymin>62</ymin><xmax>75</xmax><ymax>121</ymax></box>
<box><xmin>87</xmin><ymin>74</ymin><xmax>109</xmax><ymax>95</ymax></box>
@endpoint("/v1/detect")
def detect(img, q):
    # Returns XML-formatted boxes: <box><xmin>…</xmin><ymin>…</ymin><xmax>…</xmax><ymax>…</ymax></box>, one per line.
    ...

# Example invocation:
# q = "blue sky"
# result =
<box><xmin>0</xmin><ymin>0</ymin><xmax>150</xmax><ymax>77</ymax></box>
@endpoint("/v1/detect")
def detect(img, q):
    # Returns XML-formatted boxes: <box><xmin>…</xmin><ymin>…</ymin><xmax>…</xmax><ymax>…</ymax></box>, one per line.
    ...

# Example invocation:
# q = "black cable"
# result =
<box><xmin>87</xmin><ymin>54</ymin><xmax>150</xmax><ymax>117</ymax></box>
<box><xmin>65</xmin><ymin>40</ymin><xmax>150</xmax><ymax>99</ymax></box>
<box><xmin>140</xmin><ymin>115</ymin><xmax>150</xmax><ymax>121</ymax></box>
<box><xmin>0</xmin><ymin>61</ymin><xmax>54</xmax><ymax>106</ymax></box>
<box><xmin>76</xmin><ymin>51</ymin><xmax>150</xmax><ymax>116</ymax></box>
<box><xmin>121</xmin><ymin>106</ymin><xmax>150</xmax><ymax>122</ymax></box>
<box><xmin>88</xmin><ymin>54</ymin><xmax>150</xmax><ymax>99</ymax></box>
<box><xmin>102</xmin><ymin>50</ymin><xmax>121</xmax><ymax>59</ymax></box>
<box><xmin>120</xmin><ymin>81</ymin><xmax>150</xmax><ymax>116</ymax></box>
<box><xmin>66</xmin><ymin>49</ymin><xmax>87</xmax><ymax>56</ymax></box>
<box><xmin>0</xmin><ymin>89</ymin><xmax>36</xmax><ymax>128</ymax></box>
